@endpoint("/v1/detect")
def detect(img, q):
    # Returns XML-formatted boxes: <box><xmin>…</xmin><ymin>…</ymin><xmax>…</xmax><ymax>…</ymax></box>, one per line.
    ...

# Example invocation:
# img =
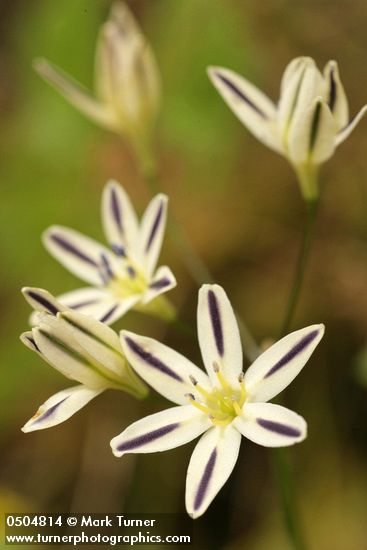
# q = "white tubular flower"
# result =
<box><xmin>42</xmin><ymin>180</ymin><xmax>176</xmax><ymax>325</ymax></box>
<box><xmin>20</xmin><ymin>287</ymin><xmax>148</xmax><ymax>432</ymax></box>
<box><xmin>208</xmin><ymin>57</ymin><xmax>367</xmax><ymax>199</ymax></box>
<box><xmin>111</xmin><ymin>284</ymin><xmax>324</xmax><ymax>518</ymax></box>
<box><xmin>34</xmin><ymin>2</ymin><xmax>160</xmax><ymax>168</ymax></box>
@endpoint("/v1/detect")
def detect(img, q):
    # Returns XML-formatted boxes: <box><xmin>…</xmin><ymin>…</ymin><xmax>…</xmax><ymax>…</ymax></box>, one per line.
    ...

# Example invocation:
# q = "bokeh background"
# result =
<box><xmin>1</xmin><ymin>1</ymin><xmax>367</xmax><ymax>549</ymax></box>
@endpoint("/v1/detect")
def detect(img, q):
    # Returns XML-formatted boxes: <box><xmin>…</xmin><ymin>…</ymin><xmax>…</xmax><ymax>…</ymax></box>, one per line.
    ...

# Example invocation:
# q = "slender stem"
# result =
<box><xmin>274</xmin><ymin>192</ymin><xmax>319</xmax><ymax>550</ymax></box>
<box><xmin>280</xmin><ymin>197</ymin><xmax>318</xmax><ymax>337</ymax></box>
<box><xmin>273</xmin><ymin>449</ymin><xmax>307</xmax><ymax>550</ymax></box>
<box><xmin>141</xmin><ymin>159</ymin><xmax>260</xmax><ymax>361</ymax></box>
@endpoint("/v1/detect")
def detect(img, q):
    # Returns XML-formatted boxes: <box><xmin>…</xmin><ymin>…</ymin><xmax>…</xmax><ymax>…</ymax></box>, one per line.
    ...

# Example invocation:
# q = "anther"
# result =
<box><xmin>189</xmin><ymin>375</ymin><xmax>198</xmax><ymax>386</ymax></box>
<box><xmin>184</xmin><ymin>393</ymin><xmax>195</xmax><ymax>401</ymax></box>
<box><xmin>212</xmin><ymin>361</ymin><xmax>220</xmax><ymax>373</ymax></box>
<box><xmin>238</xmin><ymin>372</ymin><xmax>245</xmax><ymax>383</ymax></box>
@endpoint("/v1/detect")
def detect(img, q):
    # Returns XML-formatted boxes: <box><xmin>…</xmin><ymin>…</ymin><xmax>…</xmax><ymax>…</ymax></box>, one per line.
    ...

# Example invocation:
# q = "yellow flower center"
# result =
<box><xmin>187</xmin><ymin>363</ymin><xmax>246</xmax><ymax>427</ymax></box>
<box><xmin>107</xmin><ymin>261</ymin><xmax>147</xmax><ymax>299</ymax></box>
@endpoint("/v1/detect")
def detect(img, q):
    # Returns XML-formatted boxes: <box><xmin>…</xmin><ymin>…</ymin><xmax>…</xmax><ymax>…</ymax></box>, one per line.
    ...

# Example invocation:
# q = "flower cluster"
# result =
<box><xmin>22</xmin><ymin>0</ymin><xmax>367</xmax><ymax>521</ymax></box>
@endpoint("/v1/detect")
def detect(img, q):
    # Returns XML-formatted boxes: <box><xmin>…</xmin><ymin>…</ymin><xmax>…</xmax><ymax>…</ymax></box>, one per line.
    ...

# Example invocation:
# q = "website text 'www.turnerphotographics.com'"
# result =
<box><xmin>4</xmin><ymin>514</ymin><xmax>192</xmax><ymax>546</ymax></box>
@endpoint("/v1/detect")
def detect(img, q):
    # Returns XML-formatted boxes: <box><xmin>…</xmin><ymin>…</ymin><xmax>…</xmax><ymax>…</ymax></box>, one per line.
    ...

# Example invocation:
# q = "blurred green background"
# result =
<box><xmin>1</xmin><ymin>0</ymin><xmax>367</xmax><ymax>549</ymax></box>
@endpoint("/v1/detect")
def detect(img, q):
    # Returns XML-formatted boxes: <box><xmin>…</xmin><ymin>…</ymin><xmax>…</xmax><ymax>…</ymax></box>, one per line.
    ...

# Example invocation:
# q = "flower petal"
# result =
<box><xmin>244</xmin><ymin>324</ymin><xmax>324</xmax><ymax>403</ymax></box>
<box><xmin>185</xmin><ymin>425</ymin><xmax>241</xmax><ymax>519</ymax></box>
<box><xmin>139</xmin><ymin>194</ymin><xmax>168</xmax><ymax>277</ymax></box>
<box><xmin>335</xmin><ymin>105</ymin><xmax>367</xmax><ymax>146</ymax></box>
<box><xmin>207</xmin><ymin>66</ymin><xmax>281</xmax><ymax>153</ymax></box>
<box><xmin>111</xmin><ymin>405</ymin><xmax>210</xmax><ymax>457</ymax></box>
<box><xmin>197</xmin><ymin>285</ymin><xmax>242</xmax><ymax>387</ymax></box>
<box><xmin>101</xmin><ymin>180</ymin><xmax>139</xmax><ymax>255</ymax></box>
<box><xmin>323</xmin><ymin>60</ymin><xmax>349</xmax><ymax>131</ymax></box>
<box><xmin>58</xmin><ymin>310</ymin><xmax>147</xmax><ymax>397</ymax></box>
<box><xmin>22</xmin><ymin>385</ymin><xmax>102</xmax><ymax>432</ymax></box>
<box><xmin>33</xmin><ymin>58</ymin><xmax>117</xmax><ymax>131</ymax></box>
<box><xmin>141</xmin><ymin>266</ymin><xmax>177</xmax><ymax>304</ymax></box>
<box><xmin>120</xmin><ymin>330</ymin><xmax>211</xmax><ymax>405</ymax></box>
<box><xmin>288</xmin><ymin>99</ymin><xmax>336</xmax><ymax>164</ymax></box>
<box><xmin>20</xmin><ymin>331</ymin><xmax>43</xmax><ymax>355</ymax></box>
<box><xmin>43</xmin><ymin>225</ymin><xmax>113</xmax><ymax>286</ymax></box>
<box><xmin>278</xmin><ymin>57</ymin><xmax>323</xmax><ymax>140</ymax></box>
<box><xmin>56</xmin><ymin>287</ymin><xmax>114</xmax><ymax>316</ymax></box>
<box><xmin>22</xmin><ymin>287</ymin><xmax>64</xmax><ymax>316</ymax></box>
<box><xmin>233</xmin><ymin>403</ymin><xmax>306</xmax><ymax>447</ymax></box>
<box><xmin>31</xmin><ymin>322</ymin><xmax>111</xmax><ymax>390</ymax></box>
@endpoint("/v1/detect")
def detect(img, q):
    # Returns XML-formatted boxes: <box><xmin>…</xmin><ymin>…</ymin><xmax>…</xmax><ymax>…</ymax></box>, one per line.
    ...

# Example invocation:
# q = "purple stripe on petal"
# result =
<box><xmin>50</xmin><ymin>234</ymin><xmax>99</xmax><ymax>267</ymax></box>
<box><xmin>116</xmin><ymin>422</ymin><xmax>180</xmax><ymax>452</ymax></box>
<box><xmin>256</xmin><ymin>418</ymin><xmax>301</xmax><ymax>438</ymax></box>
<box><xmin>145</xmin><ymin>202</ymin><xmax>164</xmax><ymax>253</ymax></box>
<box><xmin>125</xmin><ymin>337</ymin><xmax>183</xmax><ymax>382</ymax></box>
<box><xmin>328</xmin><ymin>68</ymin><xmax>336</xmax><ymax>112</ymax></box>
<box><xmin>208</xmin><ymin>290</ymin><xmax>224</xmax><ymax>357</ymax></box>
<box><xmin>26</xmin><ymin>335</ymin><xmax>41</xmax><ymax>353</ymax></box>
<box><xmin>194</xmin><ymin>449</ymin><xmax>217</xmax><ymax>511</ymax></box>
<box><xmin>149</xmin><ymin>277</ymin><xmax>171</xmax><ymax>291</ymax></box>
<box><xmin>216</xmin><ymin>73</ymin><xmax>268</xmax><ymax>119</ymax></box>
<box><xmin>33</xmin><ymin>397</ymin><xmax>68</xmax><ymax>424</ymax></box>
<box><xmin>111</xmin><ymin>187</ymin><xmax>123</xmax><ymax>233</ymax></box>
<box><xmin>100</xmin><ymin>304</ymin><xmax>119</xmax><ymax>323</ymax></box>
<box><xmin>111</xmin><ymin>244</ymin><xmax>126</xmax><ymax>257</ymax></box>
<box><xmin>100</xmin><ymin>253</ymin><xmax>115</xmax><ymax>280</ymax></box>
<box><xmin>27</xmin><ymin>290</ymin><xmax>59</xmax><ymax>315</ymax></box>
<box><xmin>264</xmin><ymin>329</ymin><xmax>319</xmax><ymax>378</ymax></box>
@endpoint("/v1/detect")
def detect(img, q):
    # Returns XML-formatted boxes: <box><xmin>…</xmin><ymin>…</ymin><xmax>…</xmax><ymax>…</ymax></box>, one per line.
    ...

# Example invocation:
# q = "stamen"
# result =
<box><xmin>184</xmin><ymin>393</ymin><xmax>195</xmax><ymax>401</ymax></box>
<box><xmin>212</xmin><ymin>362</ymin><xmax>232</xmax><ymax>395</ymax></box>
<box><xmin>189</xmin><ymin>375</ymin><xmax>197</xmax><ymax>385</ymax></box>
<box><xmin>231</xmin><ymin>397</ymin><xmax>242</xmax><ymax>416</ymax></box>
<box><xmin>238</xmin><ymin>372</ymin><xmax>245</xmax><ymax>382</ymax></box>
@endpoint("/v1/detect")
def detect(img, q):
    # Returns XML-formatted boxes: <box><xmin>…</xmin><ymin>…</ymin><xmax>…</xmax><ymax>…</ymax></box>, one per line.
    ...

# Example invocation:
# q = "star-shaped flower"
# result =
<box><xmin>111</xmin><ymin>284</ymin><xmax>324</xmax><ymax>518</ymax></box>
<box><xmin>43</xmin><ymin>180</ymin><xmax>176</xmax><ymax>325</ymax></box>
<box><xmin>20</xmin><ymin>287</ymin><xmax>148</xmax><ymax>432</ymax></box>
<box><xmin>34</xmin><ymin>2</ymin><xmax>160</xmax><ymax>167</ymax></box>
<box><xmin>208</xmin><ymin>57</ymin><xmax>367</xmax><ymax>199</ymax></box>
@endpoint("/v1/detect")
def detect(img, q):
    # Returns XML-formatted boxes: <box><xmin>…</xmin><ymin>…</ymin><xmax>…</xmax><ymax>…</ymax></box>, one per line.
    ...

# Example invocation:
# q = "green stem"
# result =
<box><xmin>273</xmin><ymin>449</ymin><xmax>307</xmax><ymax>550</ymax></box>
<box><xmin>275</xmin><ymin>191</ymin><xmax>319</xmax><ymax>550</ymax></box>
<box><xmin>280</xmin><ymin>197</ymin><xmax>318</xmax><ymax>337</ymax></box>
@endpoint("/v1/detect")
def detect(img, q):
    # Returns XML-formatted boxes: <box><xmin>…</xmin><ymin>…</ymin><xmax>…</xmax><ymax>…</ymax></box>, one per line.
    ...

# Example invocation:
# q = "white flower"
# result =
<box><xmin>34</xmin><ymin>2</ymin><xmax>160</xmax><ymax>163</ymax></box>
<box><xmin>20</xmin><ymin>287</ymin><xmax>148</xmax><ymax>432</ymax></box>
<box><xmin>111</xmin><ymin>284</ymin><xmax>324</xmax><ymax>518</ymax></box>
<box><xmin>42</xmin><ymin>180</ymin><xmax>176</xmax><ymax>325</ymax></box>
<box><xmin>208</xmin><ymin>57</ymin><xmax>367</xmax><ymax>199</ymax></box>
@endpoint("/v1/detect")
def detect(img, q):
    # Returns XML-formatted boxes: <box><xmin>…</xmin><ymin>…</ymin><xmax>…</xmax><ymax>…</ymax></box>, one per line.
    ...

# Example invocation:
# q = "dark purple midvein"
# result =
<box><xmin>257</xmin><ymin>418</ymin><xmax>301</xmax><ymax>437</ymax></box>
<box><xmin>111</xmin><ymin>187</ymin><xmax>123</xmax><ymax>233</ymax></box>
<box><xmin>145</xmin><ymin>202</ymin><xmax>163</xmax><ymax>253</ymax></box>
<box><xmin>216</xmin><ymin>73</ymin><xmax>268</xmax><ymax>119</ymax></box>
<box><xmin>149</xmin><ymin>277</ymin><xmax>171</xmax><ymax>290</ymax></box>
<box><xmin>100</xmin><ymin>253</ymin><xmax>115</xmax><ymax>280</ymax></box>
<box><xmin>208</xmin><ymin>290</ymin><xmax>224</xmax><ymax>356</ymax></box>
<box><xmin>33</xmin><ymin>397</ymin><xmax>68</xmax><ymax>424</ymax></box>
<box><xmin>50</xmin><ymin>234</ymin><xmax>99</xmax><ymax>267</ymax></box>
<box><xmin>125</xmin><ymin>337</ymin><xmax>183</xmax><ymax>381</ymax></box>
<box><xmin>27</xmin><ymin>290</ymin><xmax>59</xmax><ymax>315</ymax></box>
<box><xmin>116</xmin><ymin>423</ymin><xmax>180</xmax><ymax>452</ymax></box>
<box><xmin>111</xmin><ymin>244</ymin><xmax>126</xmax><ymax>257</ymax></box>
<box><xmin>264</xmin><ymin>329</ymin><xmax>319</xmax><ymax>378</ymax></box>
<box><xmin>194</xmin><ymin>449</ymin><xmax>217</xmax><ymax>511</ymax></box>
<box><xmin>328</xmin><ymin>68</ymin><xmax>336</xmax><ymax>112</ymax></box>
<box><xmin>100</xmin><ymin>304</ymin><xmax>119</xmax><ymax>323</ymax></box>
<box><xmin>26</xmin><ymin>335</ymin><xmax>41</xmax><ymax>353</ymax></box>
